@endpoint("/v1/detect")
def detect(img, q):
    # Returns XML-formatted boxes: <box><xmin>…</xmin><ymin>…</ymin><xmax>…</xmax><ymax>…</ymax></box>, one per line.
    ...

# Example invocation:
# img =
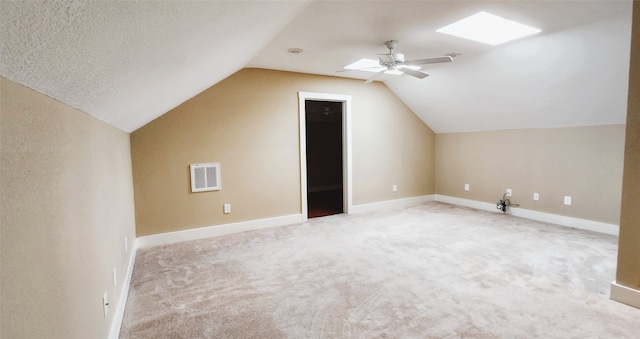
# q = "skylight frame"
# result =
<box><xmin>436</xmin><ymin>11</ymin><xmax>541</xmax><ymax>46</ymax></box>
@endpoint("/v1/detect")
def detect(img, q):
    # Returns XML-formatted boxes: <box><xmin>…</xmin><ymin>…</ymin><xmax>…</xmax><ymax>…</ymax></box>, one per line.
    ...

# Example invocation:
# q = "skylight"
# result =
<box><xmin>344</xmin><ymin>58</ymin><xmax>421</xmax><ymax>75</ymax></box>
<box><xmin>436</xmin><ymin>11</ymin><xmax>541</xmax><ymax>46</ymax></box>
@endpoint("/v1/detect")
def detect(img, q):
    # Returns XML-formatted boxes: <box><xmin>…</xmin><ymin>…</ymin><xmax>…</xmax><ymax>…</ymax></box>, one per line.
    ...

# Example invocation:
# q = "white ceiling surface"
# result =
<box><xmin>0</xmin><ymin>1</ymin><xmax>633</xmax><ymax>133</ymax></box>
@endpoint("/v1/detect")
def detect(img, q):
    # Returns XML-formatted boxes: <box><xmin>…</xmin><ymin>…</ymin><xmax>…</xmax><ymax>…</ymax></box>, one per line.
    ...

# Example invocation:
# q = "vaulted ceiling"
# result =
<box><xmin>0</xmin><ymin>1</ymin><xmax>633</xmax><ymax>133</ymax></box>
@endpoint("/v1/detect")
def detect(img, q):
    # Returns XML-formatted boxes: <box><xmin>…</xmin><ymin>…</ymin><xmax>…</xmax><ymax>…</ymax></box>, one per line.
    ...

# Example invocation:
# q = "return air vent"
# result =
<box><xmin>190</xmin><ymin>163</ymin><xmax>221</xmax><ymax>192</ymax></box>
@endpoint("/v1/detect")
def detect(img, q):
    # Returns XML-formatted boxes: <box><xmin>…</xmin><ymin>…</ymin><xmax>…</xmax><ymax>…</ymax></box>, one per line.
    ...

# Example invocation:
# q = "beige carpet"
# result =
<box><xmin>120</xmin><ymin>202</ymin><xmax>640</xmax><ymax>338</ymax></box>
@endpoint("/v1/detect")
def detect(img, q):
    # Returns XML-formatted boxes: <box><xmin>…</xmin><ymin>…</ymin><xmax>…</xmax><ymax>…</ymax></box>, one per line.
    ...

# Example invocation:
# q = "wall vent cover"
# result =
<box><xmin>190</xmin><ymin>163</ymin><xmax>221</xmax><ymax>192</ymax></box>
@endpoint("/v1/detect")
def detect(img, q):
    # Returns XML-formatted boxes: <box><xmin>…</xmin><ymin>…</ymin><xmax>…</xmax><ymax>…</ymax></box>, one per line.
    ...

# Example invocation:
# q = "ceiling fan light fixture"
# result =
<box><xmin>397</xmin><ymin>64</ymin><xmax>421</xmax><ymax>71</ymax></box>
<box><xmin>436</xmin><ymin>11</ymin><xmax>541</xmax><ymax>46</ymax></box>
<box><xmin>344</xmin><ymin>58</ymin><xmax>420</xmax><ymax>74</ymax></box>
<box><xmin>384</xmin><ymin>69</ymin><xmax>403</xmax><ymax>75</ymax></box>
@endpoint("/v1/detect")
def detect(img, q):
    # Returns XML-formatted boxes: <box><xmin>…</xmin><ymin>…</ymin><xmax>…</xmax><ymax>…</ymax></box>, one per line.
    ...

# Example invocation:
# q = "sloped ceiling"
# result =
<box><xmin>0</xmin><ymin>0</ymin><xmax>311</xmax><ymax>132</ymax></box>
<box><xmin>0</xmin><ymin>1</ymin><xmax>633</xmax><ymax>133</ymax></box>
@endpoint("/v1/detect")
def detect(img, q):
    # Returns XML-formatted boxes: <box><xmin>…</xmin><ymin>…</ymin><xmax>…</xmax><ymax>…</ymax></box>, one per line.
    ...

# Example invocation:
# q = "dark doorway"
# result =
<box><xmin>305</xmin><ymin>100</ymin><xmax>344</xmax><ymax>218</ymax></box>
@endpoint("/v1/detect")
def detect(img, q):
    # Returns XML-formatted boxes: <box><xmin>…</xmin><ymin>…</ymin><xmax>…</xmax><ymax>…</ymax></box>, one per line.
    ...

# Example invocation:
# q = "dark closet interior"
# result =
<box><xmin>305</xmin><ymin>100</ymin><xmax>343</xmax><ymax>218</ymax></box>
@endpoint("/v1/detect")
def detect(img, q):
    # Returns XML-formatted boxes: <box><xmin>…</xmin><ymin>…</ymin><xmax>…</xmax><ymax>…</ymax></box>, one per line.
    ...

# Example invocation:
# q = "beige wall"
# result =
<box><xmin>131</xmin><ymin>68</ymin><xmax>435</xmax><ymax>236</ymax></box>
<box><xmin>0</xmin><ymin>77</ymin><xmax>136</xmax><ymax>338</ymax></box>
<box><xmin>435</xmin><ymin>125</ymin><xmax>625</xmax><ymax>225</ymax></box>
<box><xmin>616</xmin><ymin>0</ymin><xmax>640</xmax><ymax>290</ymax></box>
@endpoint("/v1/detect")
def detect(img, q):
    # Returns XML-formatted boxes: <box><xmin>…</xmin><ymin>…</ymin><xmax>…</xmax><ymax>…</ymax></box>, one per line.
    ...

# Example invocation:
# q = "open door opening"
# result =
<box><xmin>298</xmin><ymin>91</ymin><xmax>352</xmax><ymax>221</ymax></box>
<box><xmin>305</xmin><ymin>100</ymin><xmax>343</xmax><ymax>218</ymax></box>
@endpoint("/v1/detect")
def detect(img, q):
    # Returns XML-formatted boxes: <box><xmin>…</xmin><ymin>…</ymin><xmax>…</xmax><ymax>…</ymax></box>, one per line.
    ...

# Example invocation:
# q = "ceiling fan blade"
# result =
<box><xmin>364</xmin><ymin>69</ymin><xmax>387</xmax><ymax>84</ymax></box>
<box><xmin>400</xmin><ymin>68</ymin><xmax>430</xmax><ymax>79</ymax></box>
<box><xmin>406</xmin><ymin>56</ymin><xmax>453</xmax><ymax>65</ymax></box>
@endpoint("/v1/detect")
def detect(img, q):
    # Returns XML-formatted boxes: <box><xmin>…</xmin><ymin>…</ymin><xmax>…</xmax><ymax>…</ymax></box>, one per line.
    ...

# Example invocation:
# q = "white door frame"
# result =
<box><xmin>298</xmin><ymin>92</ymin><xmax>352</xmax><ymax>221</ymax></box>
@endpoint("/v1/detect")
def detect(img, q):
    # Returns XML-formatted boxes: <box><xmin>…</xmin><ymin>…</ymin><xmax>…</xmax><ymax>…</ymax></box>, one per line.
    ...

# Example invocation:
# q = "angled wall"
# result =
<box><xmin>435</xmin><ymin>125</ymin><xmax>625</xmax><ymax>226</ymax></box>
<box><xmin>131</xmin><ymin>68</ymin><xmax>435</xmax><ymax>237</ymax></box>
<box><xmin>1</xmin><ymin>77</ymin><xmax>137</xmax><ymax>338</ymax></box>
<box><xmin>612</xmin><ymin>0</ymin><xmax>640</xmax><ymax>308</ymax></box>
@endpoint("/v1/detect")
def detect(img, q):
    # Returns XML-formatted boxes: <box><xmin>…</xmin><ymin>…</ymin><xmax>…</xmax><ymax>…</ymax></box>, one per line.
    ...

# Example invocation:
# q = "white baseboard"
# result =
<box><xmin>350</xmin><ymin>195</ymin><xmax>435</xmax><ymax>214</ymax></box>
<box><xmin>434</xmin><ymin>195</ymin><xmax>496</xmax><ymax>212</ymax></box>
<box><xmin>109</xmin><ymin>241</ymin><xmax>138</xmax><ymax>339</ymax></box>
<box><xmin>136</xmin><ymin>214</ymin><xmax>303</xmax><ymax>249</ymax></box>
<box><xmin>610</xmin><ymin>281</ymin><xmax>640</xmax><ymax>309</ymax></box>
<box><xmin>434</xmin><ymin>195</ymin><xmax>619</xmax><ymax>236</ymax></box>
<box><xmin>137</xmin><ymin>196</ymin><xmax>437</xmax><ymax>249</ymax></box>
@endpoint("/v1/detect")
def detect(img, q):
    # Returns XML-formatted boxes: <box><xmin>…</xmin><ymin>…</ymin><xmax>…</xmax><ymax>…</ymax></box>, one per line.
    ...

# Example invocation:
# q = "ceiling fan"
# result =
<box><xmin>344</xmin><ymin>40</ymin><xmax>456</xmax><ymax>84</ymax></box>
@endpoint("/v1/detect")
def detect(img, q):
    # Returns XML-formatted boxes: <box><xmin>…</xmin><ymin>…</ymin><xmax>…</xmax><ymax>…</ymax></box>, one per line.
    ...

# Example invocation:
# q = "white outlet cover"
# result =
<box><xmin>564</xmin><ymin>196</ymin><xmax>572</xmax><ymax>205</ymax></box>
<box><xmin>464</xmin><ymin>184</ymin><xmax>470</xmax><ymax>191</ymax></box>
<box><xmin>506</xmin><ymin>189</ymin><xmax>512</xmax><ymax>197</ymax></box>
<box><xmin>533</xmin><ymin>193</ymin><xmax>539</xmax><ymax>201</ymax></box>
<box><xmin>392</xmin><ymin>184</ymin><xmax>397</xmax><ymax>192</ymax></box>
<box><xmin>223</xmin><ymin>203</ymin><xmax>231</xmax><ymax>214</ymax></box>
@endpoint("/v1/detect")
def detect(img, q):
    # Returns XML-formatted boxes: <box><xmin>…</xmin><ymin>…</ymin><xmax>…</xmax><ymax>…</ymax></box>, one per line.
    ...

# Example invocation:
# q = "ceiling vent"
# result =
<box><xmin>190</xmin><ymin>163</ymin><xmax>221</xmax><ymax>192</ymax></box>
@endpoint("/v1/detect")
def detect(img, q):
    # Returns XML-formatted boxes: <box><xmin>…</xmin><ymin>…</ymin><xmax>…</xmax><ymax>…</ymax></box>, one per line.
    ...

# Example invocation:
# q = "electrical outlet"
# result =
<box><xmin>112</xmin><ymin>269</ymin><xmax>117</xmax><ymax>287</ymax></box>
<box><xmin>464</xmin><ymin>184</ymin><xmax>470</xmax><ymax>191</ymax></box>
<box><xmin>533</xmin><ymin>193</ymin><xmax>539</xmax><ymax>201</ymax></box>
<box><xmin>223</xmin><ymin>203</ymin><xmax>231</xmax><ymax>214</ymax></box>
<box><xmin>564</xmin><ymin>196</ymin><xmax>572</xmax><ymax>205</ymax></box>
<box><xmin>103</xmin><ymin>292</ymin><xmax>109</xmax><ymax>318</ymax></box>
<box><xmin>506</xmin><ymin>188</ymin><xmax>512</xmax><ymax>197</ymax></box>
<box><xmin>392</xmin><ymin>184</ymin><xmax>397</xmax><ymax>192</ymax></box>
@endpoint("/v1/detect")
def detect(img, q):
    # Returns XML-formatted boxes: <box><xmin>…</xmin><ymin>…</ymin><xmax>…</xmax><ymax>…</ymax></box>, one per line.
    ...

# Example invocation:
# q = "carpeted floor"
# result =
<box><xmin>120</xmin><ymin>202</ymin><xmax>640</xmax><ymax>338</ymax></box>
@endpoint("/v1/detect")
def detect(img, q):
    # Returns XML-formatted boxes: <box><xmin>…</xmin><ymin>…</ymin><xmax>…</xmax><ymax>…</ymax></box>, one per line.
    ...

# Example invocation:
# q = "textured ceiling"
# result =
<box><xmin>0</xmin><ymin>0</ymin><xmax>310</xmax><ymax>132</ymax></box>
<box><xmin>0</xmin><ymin>1</ymin><xmax>633</xmax><ymax>133</ymax></box>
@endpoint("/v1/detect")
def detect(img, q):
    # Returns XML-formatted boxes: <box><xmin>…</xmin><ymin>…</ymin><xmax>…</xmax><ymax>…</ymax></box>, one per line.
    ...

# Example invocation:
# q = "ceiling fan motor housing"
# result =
<box><xmin>384</xmin><ymin>40</ymin><xmax>398</xmax><ymax>50</ymax></box>
<box><xmin>392</xmin><ymin>52</ymin><xmax>405</xmax><ymax>62</ymax></box>
<box><xmin>379</xmin><ymin>53</ymin><xmax>405</xmax><ymax>67</ymax></box>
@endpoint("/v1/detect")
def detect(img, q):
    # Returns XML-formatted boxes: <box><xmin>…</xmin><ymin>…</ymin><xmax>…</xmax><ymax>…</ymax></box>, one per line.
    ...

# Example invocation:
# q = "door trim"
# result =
<box><xmin>298</xmin><ymin>92</ymin><xmax>352</xmax><ymax>221</ymax></box>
